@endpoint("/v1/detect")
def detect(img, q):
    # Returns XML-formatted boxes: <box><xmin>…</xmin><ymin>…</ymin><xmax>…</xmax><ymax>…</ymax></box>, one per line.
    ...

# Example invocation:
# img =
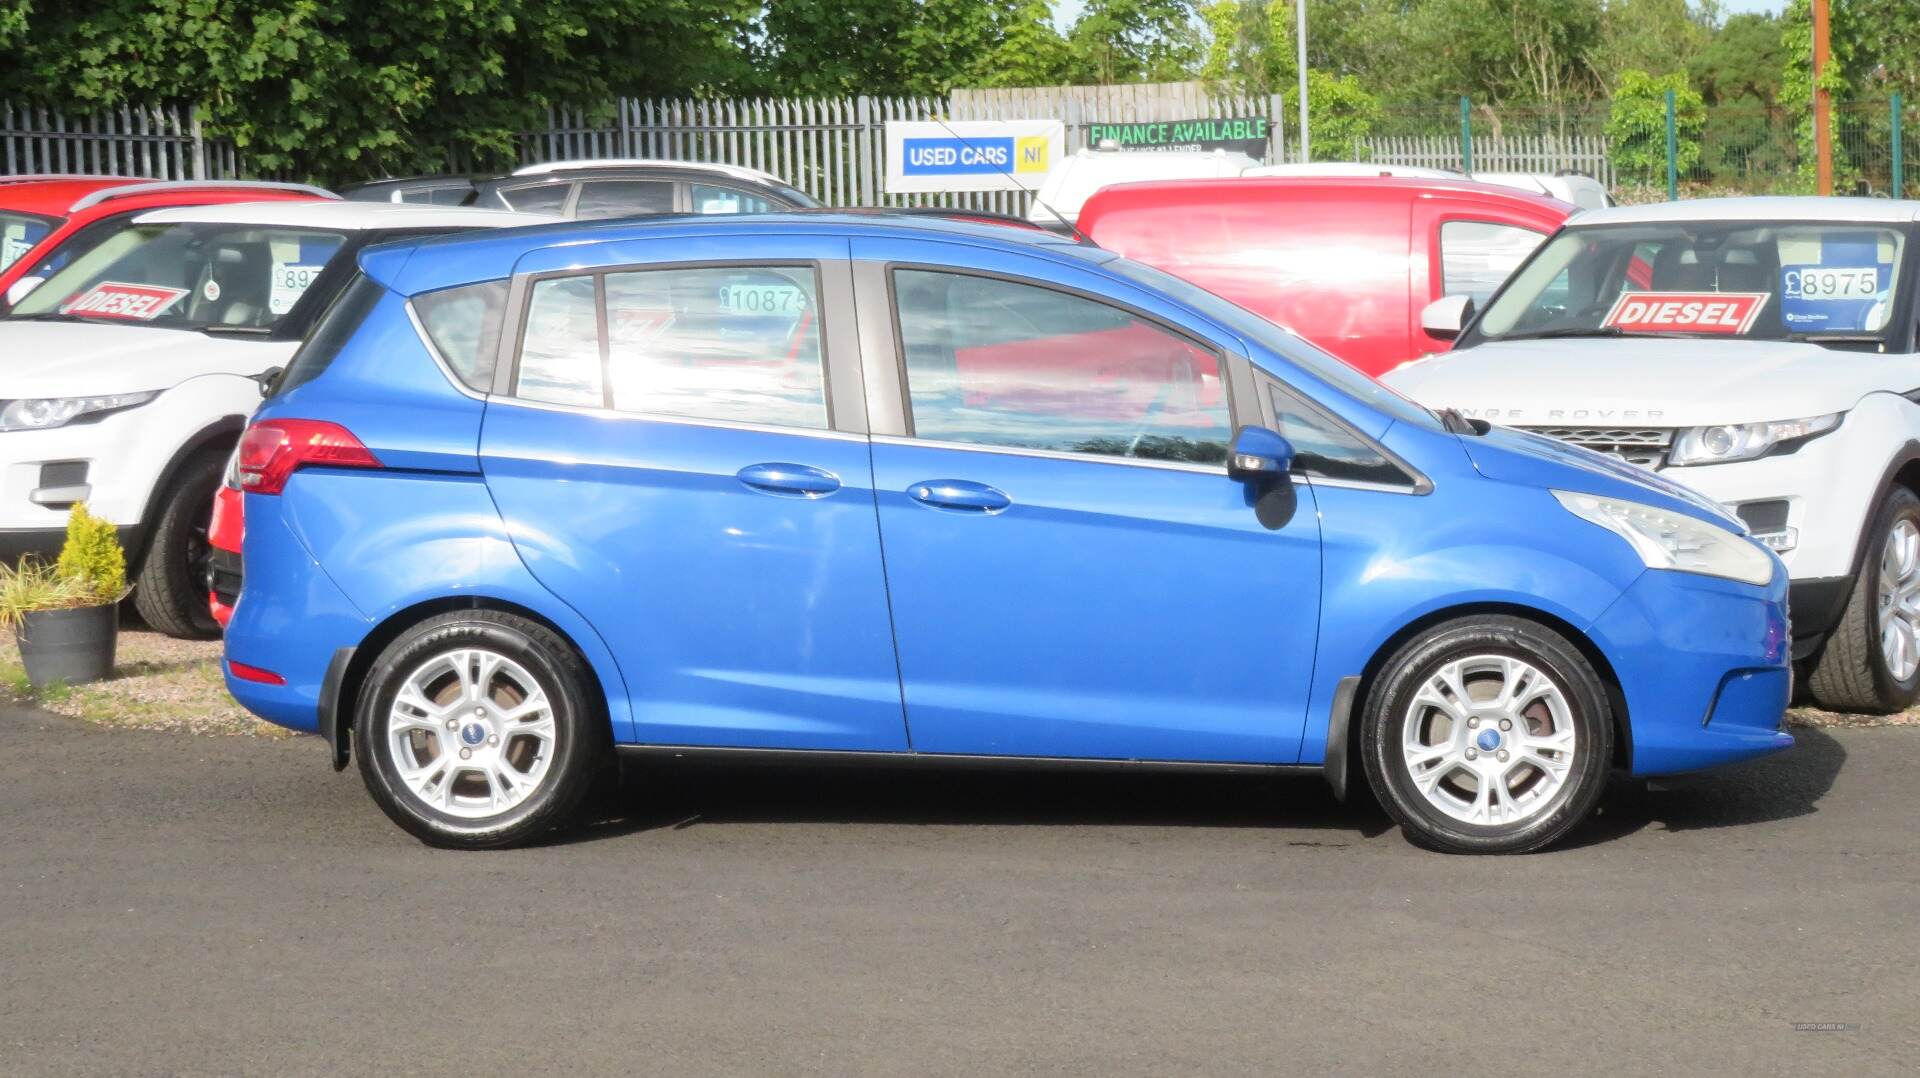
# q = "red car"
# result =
<box><xmin>0</xmin><ymin>175</ymin><xmax>333</xmax><ymax>307</ymax></box>
<box><xmin>1077</xmin><ymin>176</ymin><xmax>1573</xmax><ymax>376</ymax></box>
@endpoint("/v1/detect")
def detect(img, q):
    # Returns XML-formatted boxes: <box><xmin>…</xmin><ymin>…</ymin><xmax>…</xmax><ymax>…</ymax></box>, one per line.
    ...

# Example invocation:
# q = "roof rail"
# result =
<box><xmin>66</xmin><ymin>179</ymin><xmax>340</xmax><ymax>213</ymax></box>
<box><xmin>0</xmin><ymin>173</ymin><xmax>140</xmax><ymax>186</ymax></box>
<box><xmin>510</xmin><ymin>158</ymin><xmax>785</xmax><ymax>186</ymax></box>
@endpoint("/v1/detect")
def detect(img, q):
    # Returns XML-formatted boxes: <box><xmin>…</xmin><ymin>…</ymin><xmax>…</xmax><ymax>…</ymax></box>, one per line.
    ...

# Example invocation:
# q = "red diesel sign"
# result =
<box><xmin>59</xmin><ymin>282</ymin><xmax>190</xmax><ymax>322</ymax></box>
<box><xmin>1601</xmin><ymin>291</ymin><xmax>1767</xmax><ymax>336</ymax></box>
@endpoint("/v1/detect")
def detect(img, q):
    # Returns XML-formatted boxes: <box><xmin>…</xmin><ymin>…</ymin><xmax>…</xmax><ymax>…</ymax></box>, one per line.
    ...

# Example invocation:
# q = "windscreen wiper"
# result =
<box><xmin>1498</xmin><ymin>327</ymin><xmax>1626</xmax><ymax>341</ymax></box>
<box><xmin>198</xmin><ymin>324</ymin><xmax>273</xmax><ymax>336</ymax></box>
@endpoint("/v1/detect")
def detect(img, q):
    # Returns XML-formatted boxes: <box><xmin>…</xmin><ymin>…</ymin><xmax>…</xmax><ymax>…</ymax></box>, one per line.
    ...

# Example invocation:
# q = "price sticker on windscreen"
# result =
<box><xmin>269</xmin><ymin>263</ymin><xmax>326</xmax><ymax>316</ymax></box>
<box><xmin>58</xmin><ymin>281</ymin><xmax>191</xmax><ymax>321</ymax></box>
<box><xmin>1781</xmin><ymin>264</ymin><xmax>1886</xmax><ymax>332</ymax></box>
<box><xmin>1601</xmin><ymin>291</ymin><xmax>1767</xmax><ymax>335</ymax></box>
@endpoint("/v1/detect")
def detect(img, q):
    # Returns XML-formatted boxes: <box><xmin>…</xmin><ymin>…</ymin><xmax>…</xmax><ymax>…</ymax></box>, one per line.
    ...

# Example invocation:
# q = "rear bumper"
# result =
<box><xmin>1592</xmin><ymin>567</ymin><xmax>1794</xmax><ymax>776</ymax></box>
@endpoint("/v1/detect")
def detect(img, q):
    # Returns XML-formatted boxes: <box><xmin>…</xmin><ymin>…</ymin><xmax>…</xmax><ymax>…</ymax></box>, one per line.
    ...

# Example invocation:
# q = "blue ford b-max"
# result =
<box><xmin>223</xmin><ymin>215</ymin><xmax>1792</xmax><ymax>853</ymax></box>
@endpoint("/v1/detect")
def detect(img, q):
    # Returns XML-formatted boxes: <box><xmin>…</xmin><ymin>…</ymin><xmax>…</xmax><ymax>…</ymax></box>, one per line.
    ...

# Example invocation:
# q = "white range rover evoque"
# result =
<box><xmin>0</xmin><ymin>199</ymin><xmax>550</xmax><ymax>637</ymax></box>
<box><xmin>1386</xmin><ymin>196</ymin><xmax>1920</xmax><ymax>713</ymax></box>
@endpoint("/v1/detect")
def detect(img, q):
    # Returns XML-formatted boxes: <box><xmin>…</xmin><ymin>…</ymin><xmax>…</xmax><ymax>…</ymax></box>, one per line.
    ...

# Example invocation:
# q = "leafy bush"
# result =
<box><xmin>53</xmin><ymin>503</ymin><xmax>127</xmax><ymax>606</ymax></box>
<box><xmin>1605</xmin><ymin>69</ymin><xmax>1705</xmax><ymax>182</ymax></box>
<box><xmin>1290</xmin><ymin>71</ymin><xmax>1383</xmax><ymax>161</ymax></box>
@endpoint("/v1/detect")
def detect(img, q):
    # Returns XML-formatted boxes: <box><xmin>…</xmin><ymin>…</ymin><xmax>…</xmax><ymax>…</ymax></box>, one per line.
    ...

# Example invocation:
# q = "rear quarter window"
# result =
<box><xmin>414</xmin><ymin>279</ymin><xmax>510</xmax><ymax>391</ymax></box>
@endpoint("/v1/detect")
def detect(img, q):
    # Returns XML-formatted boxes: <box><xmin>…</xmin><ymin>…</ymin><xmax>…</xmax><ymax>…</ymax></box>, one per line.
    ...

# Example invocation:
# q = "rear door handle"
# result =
<box><xmin>907</xmin><ymin>479</ymin><xmax>1011</xmax><ymax>513</ymax></box>
<box><xmin>737</xmin><ymin>462</ymin><xmax>841</xmax><ymax>498</ymax></box>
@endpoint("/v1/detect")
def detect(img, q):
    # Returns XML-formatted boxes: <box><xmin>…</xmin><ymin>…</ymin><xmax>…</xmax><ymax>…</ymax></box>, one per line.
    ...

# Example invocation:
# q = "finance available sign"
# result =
<box><xmin>886</xmin><ymin>120</ymin><xmax>1065</xmax><ymax>194</ymax></box>
<box><xmin>1086</xmin><ymin>117</ymin><xmax>1271</xmax><ymax>158</ymax></box>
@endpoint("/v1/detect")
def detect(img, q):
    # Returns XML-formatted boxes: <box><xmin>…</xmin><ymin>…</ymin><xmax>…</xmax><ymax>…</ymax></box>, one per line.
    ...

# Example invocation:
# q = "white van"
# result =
<box><xmin>1026</xmin><ymin>148</ymin><xmax>1258</xmax><ymax>226</ymax></box>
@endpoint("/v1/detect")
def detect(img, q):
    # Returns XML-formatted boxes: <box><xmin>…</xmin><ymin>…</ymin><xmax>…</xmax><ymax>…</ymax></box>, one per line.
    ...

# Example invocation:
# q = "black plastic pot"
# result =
<box><xmin>15</xmin><ymin>603</ymin><xmax>117</xmax><ymax>688</ymax></box>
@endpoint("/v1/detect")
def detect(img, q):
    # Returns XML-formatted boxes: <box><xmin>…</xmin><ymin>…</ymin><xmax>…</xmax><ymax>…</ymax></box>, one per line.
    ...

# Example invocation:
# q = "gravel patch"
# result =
<box><xmin>0</xmin><ymin>623</ymin><xmax>1915</xmax><ymax>739</ymax></box>
<box><xmin>0</xmin><ymin>626</ymin><xmax>289</xmax><ymax>737</ymax></box>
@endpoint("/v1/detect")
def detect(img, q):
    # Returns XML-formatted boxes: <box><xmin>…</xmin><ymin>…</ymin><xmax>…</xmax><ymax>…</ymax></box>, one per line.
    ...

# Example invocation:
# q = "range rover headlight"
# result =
<box><xmin>1668</xmin><ymin>412</ymin><xmax>1840</xmax><ymax>466</ymax></box>
<box><xmin>1553</xmin><ymin>490</ymin><xmax>1775</xmax><ymax>586</ymax></box>
<box><xmin>0</xmin><ymin>392</ymin><xmax>159</xmax><ymax>432</ymax></box>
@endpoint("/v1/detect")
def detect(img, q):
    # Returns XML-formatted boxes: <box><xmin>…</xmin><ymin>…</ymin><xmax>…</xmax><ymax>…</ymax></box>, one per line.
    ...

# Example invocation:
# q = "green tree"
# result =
<box><xmin>1688</xmin><ymin>12</ymin><xmax>1786</xmax><ymax>107</ymax></box>
<box><xmin>970</xmin><ymin>1</ymin><xmax>1080</xmax><ymax>87</ymax></box>
<box><xmin>1290</xmin><ymin>70</ymin><xmax>1381</xmax><ymax>159</ymax></box>
<box><xmin>1069</xmin><ymin>0</ymin><xmax>1202</xmax><ymax>84</ymax></box>
<box><xmin>1604</xmin><ymin>68</ymin><xmax>1704</xmax><ymax>181</ymax></box>
<box><xmin>0</xmin><ymin>0</ymin><xmax>760</xmax><ymax>183</ymax></box>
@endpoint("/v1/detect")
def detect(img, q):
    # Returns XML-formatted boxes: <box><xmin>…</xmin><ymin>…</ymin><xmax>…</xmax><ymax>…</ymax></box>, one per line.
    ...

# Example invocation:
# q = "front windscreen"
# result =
<box><xmin>1470</xmin><ymin>220</ymin><xmax>1909</xmax><ymax>346</ymax></box>
<box><xmin>1</xmin><ymin>211</ymin><xmax>56</xmax><ymax>272</ymax></box>
<box><xmin>7</xmin><ymin>220</ymin><xmax>349</xmax><ymax>332</ymax></box>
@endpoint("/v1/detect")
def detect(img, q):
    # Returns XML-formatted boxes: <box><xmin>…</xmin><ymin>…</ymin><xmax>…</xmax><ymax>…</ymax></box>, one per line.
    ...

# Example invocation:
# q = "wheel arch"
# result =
<box><xmin>323</xmin><ymin>595</ymin><xmax>614</xmax><ymax>771</ymax></box>
<box><xmin>1339</xmin><ymin>601</ymin><xmax>1633</xmax><ymax>789</ymax></box>
<box><xmin>129</xmin><ymin>415</ymin><xmax>245</xmax><ymax>567</ymax></box>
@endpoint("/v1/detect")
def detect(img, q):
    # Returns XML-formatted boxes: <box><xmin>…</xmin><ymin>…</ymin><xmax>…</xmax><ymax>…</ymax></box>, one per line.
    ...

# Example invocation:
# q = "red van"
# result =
<box><xmin>1078</xmin><ymin>176</ymin><xmax>1573</xmax><ymax>375</ymax></box>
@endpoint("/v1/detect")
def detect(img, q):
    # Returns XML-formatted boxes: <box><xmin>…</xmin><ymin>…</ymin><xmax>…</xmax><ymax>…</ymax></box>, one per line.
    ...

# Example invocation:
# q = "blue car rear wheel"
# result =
<box><xmin>353</xmin><ymin>610</ymin><xmax>607</xmax><ymax>849</ymax></box>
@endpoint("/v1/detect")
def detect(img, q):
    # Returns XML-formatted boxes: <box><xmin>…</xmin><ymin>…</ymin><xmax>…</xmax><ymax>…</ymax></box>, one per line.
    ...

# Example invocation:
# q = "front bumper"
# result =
<box><xmin>0</xmin><ymin>524</ymin><xmax>146</xmax><ymax>567</ymax></box>
<box><xmin>1592</xmin><ymin>565</ymin><xmax>1794</xmax><ymax>776</ymax></box>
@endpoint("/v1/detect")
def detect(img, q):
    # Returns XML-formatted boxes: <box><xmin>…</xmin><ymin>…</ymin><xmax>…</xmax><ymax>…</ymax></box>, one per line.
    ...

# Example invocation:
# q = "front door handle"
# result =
<box><xmin>737</xmin><ymin>462</ymin><xmax>841</xmax><ymax>498</ymax></box>
<box><xmin>907</xmin><ymin>479</ymin><xmax>1011</xmax><ymax>513</ymax></box>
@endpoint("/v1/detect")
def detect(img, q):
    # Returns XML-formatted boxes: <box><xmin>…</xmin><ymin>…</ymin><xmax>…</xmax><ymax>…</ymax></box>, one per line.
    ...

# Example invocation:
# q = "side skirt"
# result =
<box><xmin>614</xmin><ymin>744</ymin><xmax>1320</xmax><ymax>776</ymax></box>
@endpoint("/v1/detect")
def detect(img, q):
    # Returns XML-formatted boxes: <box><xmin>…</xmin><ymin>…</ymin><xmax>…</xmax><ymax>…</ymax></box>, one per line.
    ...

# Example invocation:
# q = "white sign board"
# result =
<box><xmin>884</xmin><ymin>120</ymin><xmax>1065</xmax><ymax>194</ymax></box>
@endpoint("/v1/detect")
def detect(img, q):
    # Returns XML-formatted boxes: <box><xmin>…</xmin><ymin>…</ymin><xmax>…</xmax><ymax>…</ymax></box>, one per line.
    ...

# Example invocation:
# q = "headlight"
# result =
<box><xmin>1668</xmin><ymin>412</ymin><xmax>1840</xmax><ymax>466</ymax></box>
<box><xmin>1553</xmin><ymin>490</ymin><xmax>1774</xmax><ymax>586</ymax></box>
<box><xmin>0</xmin><ymin>392</ymin><xmax>159</xmax><ymax>432</ymax></box>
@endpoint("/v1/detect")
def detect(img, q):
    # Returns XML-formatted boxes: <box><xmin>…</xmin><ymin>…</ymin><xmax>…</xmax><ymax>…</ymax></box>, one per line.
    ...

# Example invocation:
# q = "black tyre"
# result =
<box><xmin>1807</xmin><ymin>487</ymin><xmax>1920</xmax><ymax>714</ymax></box>
<box><xmin>1360</xmin><ymin>615</ymin><xmax>1613</xmax><ymax>854</ymax></box>
<box><xmin>354</xmin><ymin>610</ymin><xmax>607</xmax><ymax>849</ymax></box>
<box><xmin>132</xmin><ymin>451</ymin><xmax>224</xmax><ymax>639</ymax></box>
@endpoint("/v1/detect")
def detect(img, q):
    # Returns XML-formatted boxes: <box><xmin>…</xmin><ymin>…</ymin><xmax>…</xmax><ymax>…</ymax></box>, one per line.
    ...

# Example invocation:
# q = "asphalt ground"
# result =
<box><xmin>1</xmin><ymin>708</ymin><xmax>1915</xmax><ymax>1076</ymax></box>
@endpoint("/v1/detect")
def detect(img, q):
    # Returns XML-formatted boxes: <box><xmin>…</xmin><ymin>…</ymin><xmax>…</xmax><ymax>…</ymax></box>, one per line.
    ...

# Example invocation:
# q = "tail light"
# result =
<box><xmin>237</xmin><ymin>419</ymin><xmax>381</xmax><ymax>495</ymax></box>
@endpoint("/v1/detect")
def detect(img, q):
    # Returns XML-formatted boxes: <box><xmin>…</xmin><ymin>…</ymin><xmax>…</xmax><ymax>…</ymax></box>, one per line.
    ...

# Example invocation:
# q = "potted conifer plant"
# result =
<box><xmin>1</xmin><ymin>502</ymin><xmax>127</xmax><ymax>687</ymax></box>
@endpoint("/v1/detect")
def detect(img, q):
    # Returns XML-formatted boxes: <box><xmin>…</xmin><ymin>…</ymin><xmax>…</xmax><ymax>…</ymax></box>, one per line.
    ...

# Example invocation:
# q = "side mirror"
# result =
<box><xmin>6</xmin><ymin>275</ymin><xmax>45</xmax><ymax>306</ymax></box>
<box><xmin>1420</xmin><ymin>294</ymin><xmax>1475</xmax><ymax>341</ymax></box>
<box><xmin>1229</xmin><ymin>425</ymin><xmax>1294</xmax><ymax>480</ymax></box>
<box><xmin>249</xmin><ymin>366</ymin><xmax>285</xmax><ymax>399</ymax></box>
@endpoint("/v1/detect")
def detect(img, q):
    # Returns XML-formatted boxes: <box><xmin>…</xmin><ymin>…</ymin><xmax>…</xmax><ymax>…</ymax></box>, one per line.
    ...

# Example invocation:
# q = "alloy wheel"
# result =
<box><xmin>386</xmin><ymin>648</ymin><xmax>558</xmax><ymax>820</ymax></box>
<box><xmin>1400</xmin><ymin>654</ymin><xmax>1578</xmax><ymax>826</ymax></box>
<box><xmin>1877</xmin><ymin>518</ymin><xmax>1920</xmax><ymax>681</ymax></box>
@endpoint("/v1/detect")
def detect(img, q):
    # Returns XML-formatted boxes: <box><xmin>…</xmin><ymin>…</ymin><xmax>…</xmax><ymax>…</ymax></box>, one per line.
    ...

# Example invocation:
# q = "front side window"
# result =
<box><xmin>1471</xmin><ymin>220</ymin><xmax>1910</xmax><ymax>346</ymax></box>
<box><xmin>7</xmin><ymin>221</ymin><xmax>348</xmax><ymax>332</ymax></box>
<box><xmin>574</xmin><ymin>180</ymin><xmax>675</xmax><ymax>220</ymax></box>
<box><xmin>514</xmin><ymin>265</ymin><xmax>828</xmax><ymax>430</ymax></box>
<box><xmin>1</xmin><ymin>211</ymin><xmax>55</xmax><ymax>272</ymax></box>
<box><xmin>893</xmin><ymin>269</ymin><xmax>1229</xmax><ymax>465</ymax></box>
<box><xmin>1439</xmin><ymin>219</ymin><xmax>1548</xmax><ymax>306</ymax></box>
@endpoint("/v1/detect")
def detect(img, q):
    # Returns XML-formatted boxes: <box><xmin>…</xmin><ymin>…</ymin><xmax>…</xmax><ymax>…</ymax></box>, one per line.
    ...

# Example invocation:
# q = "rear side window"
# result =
<box><xmin>415</xmin><ymin>279</ymin><xmax>509</xmax><ymax>391</ymax></box>
<box><xmin>575</xmin><ymin>180</ymin><xmax>676</xmax><ymax>220</ymax></box>
<box><xmin>1439</xmin><ymin>220</ymin><xmax>1546</xmax><ymax>305</ymax></box>
<box><xmin>513</xmin><ymin>265</ymin><xmax>828</xmax><ymax>430</ymax></box>
<box><xmin>691</xmin><ymin>184</ymin><xmax>773</xmax><ymax>215</ymax></box>
<box><xmin>1</xmin><ymin>212</ymin><xmax>54</xmax><ymax>271</ymax></box>
<box><xmin>276</xmin><ymin>274</ymin><xmax>384</xmax><ymax>395</ymax></box>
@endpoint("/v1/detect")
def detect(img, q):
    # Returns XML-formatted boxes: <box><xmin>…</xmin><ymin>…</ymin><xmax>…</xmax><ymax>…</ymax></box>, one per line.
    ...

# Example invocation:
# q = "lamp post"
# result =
<box><xmin>1813</xmin><ymin>0</ymin><xmax>1832</xmax><ymax>195</ymax></box>
<box><xmin>1296</xmin><ymin>0</ymin><xmax>1310</xmax><ymax>163</ymax></box>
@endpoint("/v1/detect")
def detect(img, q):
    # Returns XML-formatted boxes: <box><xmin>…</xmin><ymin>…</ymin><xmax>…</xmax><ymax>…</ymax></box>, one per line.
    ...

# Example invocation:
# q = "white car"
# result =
<box><xmin>1025</xmin><ymin>148</ymin><xmax>1258</xmax><ymax>226</ymax></box>
<box><xmin>0</xmin><ymin>200</ymin><xmax>551</xmax><ymax>636</ymax></box>
<box><xmin>1385</xmin><ymin>196</ymin><xmax>1920</xmax><ymax>712</ymax></box>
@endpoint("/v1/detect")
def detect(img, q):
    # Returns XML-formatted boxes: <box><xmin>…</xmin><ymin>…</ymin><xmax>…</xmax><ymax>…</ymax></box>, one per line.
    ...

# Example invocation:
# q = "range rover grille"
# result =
<box><xmin>1519</xmin><ymin>426</ymin><xmax>1673</xmax><ymax>469</ymax></box>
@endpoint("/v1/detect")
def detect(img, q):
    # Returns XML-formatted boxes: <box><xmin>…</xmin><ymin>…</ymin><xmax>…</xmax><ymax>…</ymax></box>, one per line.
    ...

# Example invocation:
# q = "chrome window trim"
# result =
<box><xmin>483</xmin><ymin>391</ymin><xmax>867</xmax><ymax>443</ymax></box>
<box><xmin>868</xmin><ymin>433</ymin><xmax>1228</xmax><ymax>476</ymax></box>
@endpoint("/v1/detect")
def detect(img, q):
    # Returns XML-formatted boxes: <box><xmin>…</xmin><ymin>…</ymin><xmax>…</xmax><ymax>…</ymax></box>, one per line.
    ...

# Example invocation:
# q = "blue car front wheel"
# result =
<box><xmin>1361</xmin><ymin>615</ymin><xmax>1614</xmax><ymax>854</ymax></box>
